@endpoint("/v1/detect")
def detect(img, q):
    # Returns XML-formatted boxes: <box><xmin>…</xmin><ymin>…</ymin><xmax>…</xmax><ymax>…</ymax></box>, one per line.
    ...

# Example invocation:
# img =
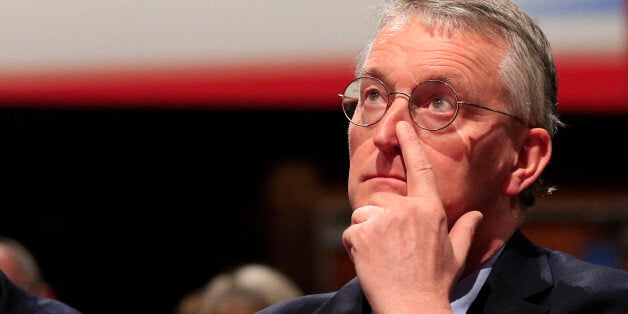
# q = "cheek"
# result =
<box><xmin>421</xmin><ymin>130</ymin><xmax>468</xmax><ymax>173</ymax></box>
<box><xmin>468</xmin><ymin>131</ymin><xmax>515</xmax><ymax>179</ymax></box>
<box><xmin>427</xmin><ymin>141</ymin><xmax>468</xmax><ymax>195</ymax></box>
<box><xmin>347</xmin><ymin>127</ymin><xmax>373</xmax><ymax>207</ymax></box>
<box><xmin>423</xmin><ymin>131</ymin><xmax>498</xmax><ymax>207</ymax></box>
<box><xmin>436</xmin><ymin>131</ymin><xmax>514</xmax><ymax>213</ymax></box>
<box><xmin>348</xmin><ymin>126</ymin><xmax>370</xmax><ymax>162</ymax></box>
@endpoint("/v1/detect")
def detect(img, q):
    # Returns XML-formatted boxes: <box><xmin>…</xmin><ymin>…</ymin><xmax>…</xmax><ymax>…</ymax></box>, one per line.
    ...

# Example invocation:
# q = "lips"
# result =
<box><xmin>359</xmin><ymin>173</ymin><xmax>408</xmax><ymax>196</ymax></box>
<box><xmin>363</xmin><ymin>172</ymin><xmax>407</xmax><ymax>183</ymax></box>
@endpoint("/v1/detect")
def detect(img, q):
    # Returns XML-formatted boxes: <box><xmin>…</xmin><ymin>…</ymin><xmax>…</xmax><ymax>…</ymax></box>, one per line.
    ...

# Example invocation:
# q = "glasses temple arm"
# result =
<box><xmin>458</xmin><ymin>101</ymin><xmax>525</xmax><ymax>124</ymax></box>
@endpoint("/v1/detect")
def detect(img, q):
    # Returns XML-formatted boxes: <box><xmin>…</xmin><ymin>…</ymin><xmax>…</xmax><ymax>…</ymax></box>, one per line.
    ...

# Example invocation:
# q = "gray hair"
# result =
<box><xmin>357</xmin><ymin>0</ymin><xmax>565</xmax><ymax>208</ymax></box>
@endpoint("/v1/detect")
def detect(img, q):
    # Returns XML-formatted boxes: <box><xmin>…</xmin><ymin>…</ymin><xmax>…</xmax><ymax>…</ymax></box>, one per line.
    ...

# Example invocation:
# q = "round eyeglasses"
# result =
<box><xmin>339</xmin><ymin>76</ymin><xmax>523</xmax><ymax>131</ymax></box>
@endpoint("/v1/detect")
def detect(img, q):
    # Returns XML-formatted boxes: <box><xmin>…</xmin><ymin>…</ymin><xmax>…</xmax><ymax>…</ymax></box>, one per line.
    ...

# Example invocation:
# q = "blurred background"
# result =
<box><xmin>0</xmin><ymin>1</ymin><xmax>625</xmax><ymax>313</ymax></box>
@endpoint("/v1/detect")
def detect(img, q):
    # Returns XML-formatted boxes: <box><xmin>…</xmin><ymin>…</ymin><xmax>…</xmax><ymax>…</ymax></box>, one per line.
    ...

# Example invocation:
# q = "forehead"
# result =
<box><xmin>361</xmin><ymin>14</ymin><xmax>507</xmax><ymax>90</ymax></box>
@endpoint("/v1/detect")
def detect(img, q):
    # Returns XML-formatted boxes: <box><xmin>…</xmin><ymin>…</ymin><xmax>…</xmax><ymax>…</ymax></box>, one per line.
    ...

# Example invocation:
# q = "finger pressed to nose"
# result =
<box><xmin>372</xmin><ymin>97</ymin><xmax>413</xmax><ymax>151</ymax></box>
<box><xmin>395</xmin><ymin>121</ymin><xmax>439</xmax><ymax>198</ymax></box>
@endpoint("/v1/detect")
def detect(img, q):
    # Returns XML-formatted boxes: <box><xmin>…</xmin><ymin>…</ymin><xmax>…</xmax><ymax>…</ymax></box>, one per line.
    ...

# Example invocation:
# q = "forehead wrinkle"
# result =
<box><xmin>366</xmin><ymin>41</ymin><xmax>482</xmax><ymax>84</ymax></box>
<box><xmin>407</xmin><ymin>42</ymin><xmax>505</xmax><ymax>101</ymax></box>
<box><xmin>363</xmin><ymin>43</ymin><xmax>463</xmax><ymax>87</ymax></box>
<box><xmin>408</xmin><ymin>57</ymin><xmax>476</xmax><ymax>91</ymax></box>
<box><xmin>364</xmin><ymin>55</ymin><xmax>466</xmax><ymax>92</ymax></box>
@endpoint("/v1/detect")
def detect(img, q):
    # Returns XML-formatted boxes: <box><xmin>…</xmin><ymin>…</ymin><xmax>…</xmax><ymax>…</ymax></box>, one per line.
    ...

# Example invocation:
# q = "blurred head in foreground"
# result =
<box><xmin>0</xmin><ymin>236</ymin><xmax>56</xmax><ymax>299</ymax></box>
<box><xmin>176</xmin><ymin>263</ymin><xmax>303</xmax><ymax>314</ymax></box>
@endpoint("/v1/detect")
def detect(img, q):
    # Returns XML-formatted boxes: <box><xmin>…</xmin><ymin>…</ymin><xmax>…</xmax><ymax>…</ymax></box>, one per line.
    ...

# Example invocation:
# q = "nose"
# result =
<box><xmin>373</xmin><ymin>92</ymin><xmax>413</xmax><ymax>152</ymax></box>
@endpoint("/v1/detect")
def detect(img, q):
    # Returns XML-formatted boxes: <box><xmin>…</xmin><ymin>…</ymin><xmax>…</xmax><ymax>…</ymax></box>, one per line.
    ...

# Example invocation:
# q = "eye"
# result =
<box><xmin>408</xmin><ymin>80</ymin><xmax>459</xmax><ymax>130</ymax></box>
<box><xmin>366</xmin><ymin>89</ymin><xmax>380</xmax><ymax>101</ymax></box>
<box><xmin>429</xmin><ymin>97</ymin><xmax>454</xmax><ymax>113</ymax></box>
<box><xmin>361</xmin><ymin>85</ymin><xmax>387</xmax><ymax>108</ymax></box>
<box><xmin>363</xmin><ymin>87</ymin><xmax>383</xmax><ymax>102</ymax></box>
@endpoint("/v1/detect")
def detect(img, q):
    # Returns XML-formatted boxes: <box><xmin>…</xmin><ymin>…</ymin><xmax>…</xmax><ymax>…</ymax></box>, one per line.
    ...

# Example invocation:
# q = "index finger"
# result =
<box><xmin>396</xmin><ymin>121</ymin><xmax>439</xmax><ymax>198</ymax></box>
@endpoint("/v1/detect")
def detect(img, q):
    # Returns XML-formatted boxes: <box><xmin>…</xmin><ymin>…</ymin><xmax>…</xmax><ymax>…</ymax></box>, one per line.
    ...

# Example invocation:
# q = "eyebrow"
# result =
<box><xmin>359</xmin><ymin>67</ymin><xmax>385</xmax><ymax>79</ymax></box>
<box><xmin>359</xmin><ymin>67</ymin><xmax>458</xmax><ymax>87</ymax></box>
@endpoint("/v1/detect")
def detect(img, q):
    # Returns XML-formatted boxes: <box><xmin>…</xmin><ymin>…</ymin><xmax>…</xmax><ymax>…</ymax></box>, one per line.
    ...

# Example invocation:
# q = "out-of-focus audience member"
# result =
<box><xmin>175</xmin><ymin>263</ymin><xmax>303</xmax><ymax>314</ymax></box>
<box><xmin>0</xmin><ymin>235</ymin><xmax>82</xmax><ymax>313</ymax></box>
<box><xmin>0</xmin><ymin>235</ymin><xmax>56</xmax><ymax>298</ymax></box>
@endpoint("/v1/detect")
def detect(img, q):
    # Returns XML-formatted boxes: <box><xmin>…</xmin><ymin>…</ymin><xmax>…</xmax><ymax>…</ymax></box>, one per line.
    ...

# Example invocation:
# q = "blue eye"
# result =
<box><xmin>429</xmin><ymin>98</ymin><xmax>454</xmax><ymax>113</ymax></box>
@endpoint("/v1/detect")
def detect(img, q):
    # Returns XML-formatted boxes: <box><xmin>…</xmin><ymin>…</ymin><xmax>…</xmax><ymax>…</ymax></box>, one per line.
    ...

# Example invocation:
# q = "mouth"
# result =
<box><xmin>364</xmin><ymin>173</ymin><xmax>407</xmax><ymax>183</ymax></box>
<box><xmin>361</xmin><ymin>175</ymin><xmax>408</xmax><ymax>195</ymax></box>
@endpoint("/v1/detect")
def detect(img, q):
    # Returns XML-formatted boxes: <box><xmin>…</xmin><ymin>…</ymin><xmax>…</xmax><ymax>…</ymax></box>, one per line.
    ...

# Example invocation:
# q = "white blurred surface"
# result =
<box><xmin>0</xmin><ymin>1</ymin><xmax>624</xmax><ymax>72</ymax></box>
<box><xmin>0</xmin><ymin>1</ymin><xmax>384</xmax><ymax>71</ymax></box>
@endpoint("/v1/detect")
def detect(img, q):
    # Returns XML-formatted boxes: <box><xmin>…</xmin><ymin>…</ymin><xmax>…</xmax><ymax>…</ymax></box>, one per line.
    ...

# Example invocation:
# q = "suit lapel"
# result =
<box><xmin>469</xmin><ymin>230</ymin><xmax>553</xmax><ymax>314</ymax></box>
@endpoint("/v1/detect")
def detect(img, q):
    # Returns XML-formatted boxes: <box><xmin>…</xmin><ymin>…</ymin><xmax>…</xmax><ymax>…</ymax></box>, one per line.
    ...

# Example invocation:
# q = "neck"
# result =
<box><xmin>462</xmin><ymin>202</ymin><xmax>520</xmax><ymax>276</ymax></box>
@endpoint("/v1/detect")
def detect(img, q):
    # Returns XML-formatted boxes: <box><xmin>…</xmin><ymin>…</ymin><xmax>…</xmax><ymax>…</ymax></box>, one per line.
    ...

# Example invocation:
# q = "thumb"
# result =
<box><xmin>449</xmin><ymin>211</ymin><xmax>483</xmax><ymax>270</ymax></box>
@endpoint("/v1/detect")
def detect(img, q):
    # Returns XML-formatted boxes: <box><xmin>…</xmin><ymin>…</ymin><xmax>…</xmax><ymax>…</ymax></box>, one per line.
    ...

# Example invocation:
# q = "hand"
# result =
<box><xmin>342</xmin><ymin>121</ymin><xmax>483</xmax><ymax>313</ymax></box>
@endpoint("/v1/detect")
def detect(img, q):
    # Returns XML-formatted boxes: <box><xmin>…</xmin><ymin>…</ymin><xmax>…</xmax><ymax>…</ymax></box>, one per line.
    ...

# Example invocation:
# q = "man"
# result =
<box><xmin>260</xmin><ymin>0</ymin><xmax>628</xmax><ymax>313</ymax></box>
<box><xmin>0</xmin><ymin>236</ymin><xmax>82</xmax><ymax>314</ymax></box>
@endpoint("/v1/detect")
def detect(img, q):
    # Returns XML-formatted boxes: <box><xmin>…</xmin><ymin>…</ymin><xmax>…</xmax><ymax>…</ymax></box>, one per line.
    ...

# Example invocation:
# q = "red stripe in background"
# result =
<box><xmin>0</xmin><ymin>61</ymin><xmax>355</xmax><ymax>110</ymax></box>
<box><xmin>0</xmin><ymin>55</ymin><xmax>625</xmax><ymax>113</ymax></box>
<box><xmin>555</xmin><ymin>54</ymin><xmax>626</xmax><ymax>114</ymax></box>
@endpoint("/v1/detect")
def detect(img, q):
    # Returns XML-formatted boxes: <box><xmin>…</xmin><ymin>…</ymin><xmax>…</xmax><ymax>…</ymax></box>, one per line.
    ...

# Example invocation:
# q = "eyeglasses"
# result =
<box><xmin>339</xmin><ymin>76</ymin><xmax>523</xmax><ymax>131</ymax></box>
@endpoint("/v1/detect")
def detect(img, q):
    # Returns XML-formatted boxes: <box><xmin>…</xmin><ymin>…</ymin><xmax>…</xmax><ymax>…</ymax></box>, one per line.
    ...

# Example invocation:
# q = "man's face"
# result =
<box><xmin>347</xmin><ymin>15</ymin><xmax>521</xmax><ymax>226</ymax></box>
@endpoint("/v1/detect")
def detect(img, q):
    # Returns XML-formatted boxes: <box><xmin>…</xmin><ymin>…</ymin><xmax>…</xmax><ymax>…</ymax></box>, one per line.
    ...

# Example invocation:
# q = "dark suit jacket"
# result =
<box><xmin>0</xmin><ymin>270</ymin><xmax>82</xmax><ymax>314</ymax></box>
<box><xmin>259</xmin><ymin>230</ymin><xmax>628</xmax><ymax>313</ymax></box>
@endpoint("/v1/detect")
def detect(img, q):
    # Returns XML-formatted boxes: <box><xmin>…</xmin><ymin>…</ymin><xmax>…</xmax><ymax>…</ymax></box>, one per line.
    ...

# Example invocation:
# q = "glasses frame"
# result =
<box><xmin>339</xmin><ymin>76</ymin><xmax>524</xmax><ymax>131</ymax></box>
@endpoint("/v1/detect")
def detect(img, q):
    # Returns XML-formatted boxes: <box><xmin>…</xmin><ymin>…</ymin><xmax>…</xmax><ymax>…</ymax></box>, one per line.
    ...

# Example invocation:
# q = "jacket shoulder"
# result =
<box><xmin>258</xmin><ymin>277</ymin><xmax>366</xmax><ymax>313</ymax></box>
<box><xmin>257</xmin><ymin>292</ymin><xmax>336</xmax><ymax>314</ymax></box>
<box><xmin>471</xmin><ymin>230</ymin><xmax>628</xmax><ymax>313</ymax></box>
<box><xmin>544</xmin><ymin>247</ymin><xmax>628</xmax><ymax>286</ymax></box>
<box><xmin>499</xmin><ymin>231</ymin><xmax>627</xmax><ymax>312</ymax></box>
<box><xmin>542</xmin><ymin>247</ymin><xmax>628</xmax><ymax>312</ymax></box>
<box><xmin>0</xmin><ymin>270</ymin><xmax>82</xmax><ymax>314</ymax></box>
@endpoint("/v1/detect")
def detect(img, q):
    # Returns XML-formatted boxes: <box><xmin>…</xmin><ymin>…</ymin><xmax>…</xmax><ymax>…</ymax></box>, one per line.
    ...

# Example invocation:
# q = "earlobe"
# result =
<box><xmin>503</xmin><ymin>128</ymin><xmax>552</xmax><ymax>196</ymax></box>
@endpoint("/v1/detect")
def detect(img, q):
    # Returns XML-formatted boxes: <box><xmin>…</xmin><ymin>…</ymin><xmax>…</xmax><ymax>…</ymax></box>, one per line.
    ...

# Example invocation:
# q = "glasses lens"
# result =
<box><xmin>342</xmin><ymin>77</ymin><xmax>388</xmax><ymax>126</ymax></box>
<box><xmin>409</xmin><ymin>80</ymin><xmax>459</xmax><ymax>130</ymax></box>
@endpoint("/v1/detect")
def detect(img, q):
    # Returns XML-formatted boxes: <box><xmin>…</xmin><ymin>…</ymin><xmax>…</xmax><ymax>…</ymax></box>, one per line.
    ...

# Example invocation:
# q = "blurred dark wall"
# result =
<box><xmin>0</xmin><ymin>108</ymin><xmax>349</xmax><ymax>314</ymax></box>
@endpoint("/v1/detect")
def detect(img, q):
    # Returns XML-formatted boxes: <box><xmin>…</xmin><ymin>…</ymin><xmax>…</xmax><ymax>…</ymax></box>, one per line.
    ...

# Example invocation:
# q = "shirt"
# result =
<box><xmin>449</xmin><ymin>248</ymin><xmax>504</xmax><ymax>313</ymax></box>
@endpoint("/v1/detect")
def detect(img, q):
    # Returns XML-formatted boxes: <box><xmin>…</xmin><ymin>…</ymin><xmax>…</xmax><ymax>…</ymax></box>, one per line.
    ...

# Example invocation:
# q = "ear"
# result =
<box><xmin>503</xmin><ymin>128</ymin><xmax>552</xmax><ymax>196</ymax></box>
